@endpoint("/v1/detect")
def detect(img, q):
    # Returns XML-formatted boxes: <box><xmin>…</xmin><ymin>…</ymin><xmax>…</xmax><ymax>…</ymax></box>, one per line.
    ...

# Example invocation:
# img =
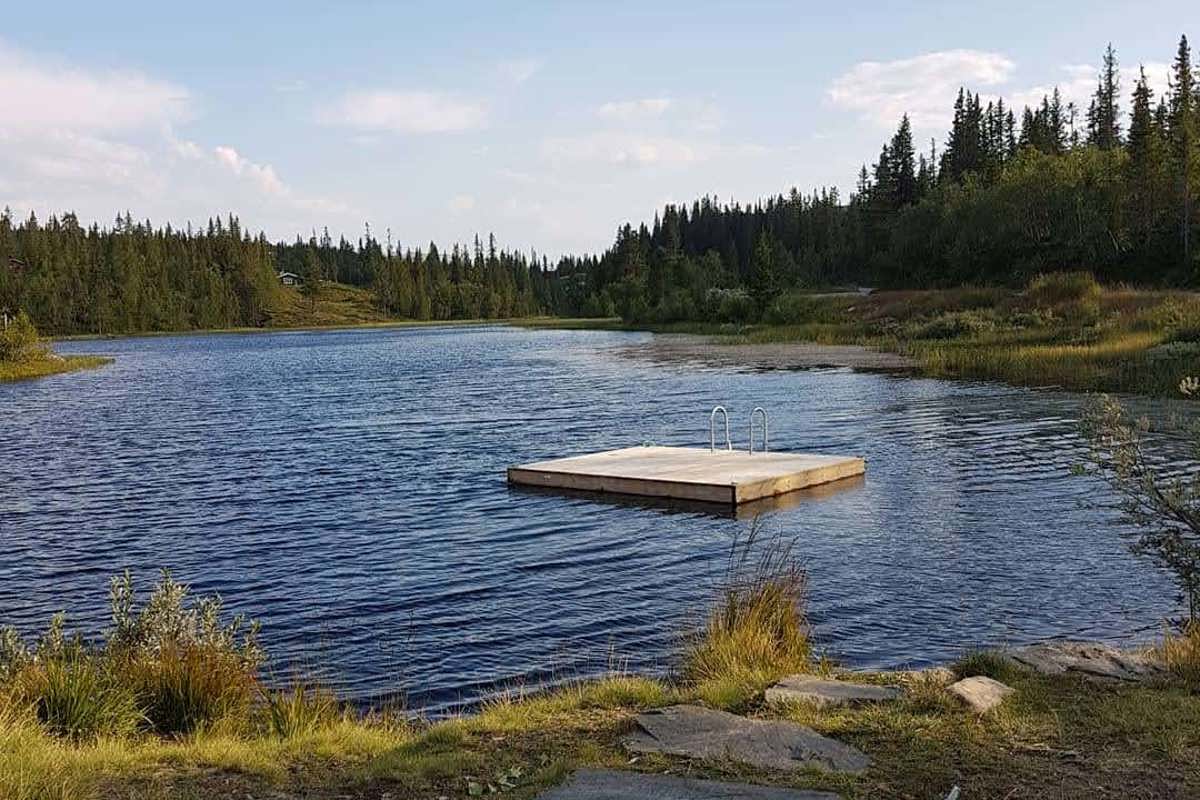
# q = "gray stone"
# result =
<box><xmin>948</xmin><ymin>676</ymin><xmax>1013</xmax><ymax>713</ymax></box>
<box><xmin>1002</xmin><ymin>641</ymin><xmax>1163</xmax><ymax>683</ymax></box>
<box><xmin>536</xmin><ymin>768</ymin><xmax>841</xmax><ymax>800</ymax></box>
<box><xmin>623</xmin><ymin>704</ymin><xmax>870</xmax><ymax>774</ymax></box>
<box><xmin>765</xmin><ymin>676</ymin><xmax>901</xmax><ymax>708</ymax></box>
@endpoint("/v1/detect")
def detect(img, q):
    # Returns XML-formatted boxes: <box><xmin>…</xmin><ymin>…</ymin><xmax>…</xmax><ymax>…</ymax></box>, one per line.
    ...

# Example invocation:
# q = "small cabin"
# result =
<box><xmin>277</xmin><ymin>271</ymin><xmax>303</xmax><ymax>287</ymax></box>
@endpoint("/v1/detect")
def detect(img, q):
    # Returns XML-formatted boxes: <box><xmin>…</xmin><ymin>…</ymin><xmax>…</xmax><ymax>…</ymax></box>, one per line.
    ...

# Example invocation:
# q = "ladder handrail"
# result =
<box><xmin>749</xmin><ymin>407</ymin><xmax>769</xmax><ymax>454</ymax></box>
<box><xmin>710</xmin><ymin>406</ymin><xmax>732</xmax><ymax>452</ymax></box>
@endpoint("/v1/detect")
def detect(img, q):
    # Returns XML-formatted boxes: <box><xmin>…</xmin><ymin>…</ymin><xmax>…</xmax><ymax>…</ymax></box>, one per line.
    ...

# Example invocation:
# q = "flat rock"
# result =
<box><xmin>948</xmin><ymin>676</ymin><xmax>1013</xmax><ymax>713</ymax></box>
<box><xmin>536</xmin><ymin>768</ymin><xmax>841</xmax><ymax>800</ymax></box>
<box><xmin>624</xmin><ymin>704</ymin><xmax>870</xmax><ymax>774</ymax></box>
<box><xmin>765</xmin><ymin>676</ymin><xmax>901</xmax><ymax>708</ymax></box>
<box><xmin>1002</xmin><ymin>641</ymin><xmax>1163</xmax><ymax>683</ymax></box>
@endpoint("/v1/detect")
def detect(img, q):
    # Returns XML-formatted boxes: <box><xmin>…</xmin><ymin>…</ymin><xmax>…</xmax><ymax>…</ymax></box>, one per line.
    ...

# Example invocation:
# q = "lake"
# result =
<box><xmin>0</xmin><ymin>326</ymin><xmax>1191</xmax><ymax>712</ymax></box>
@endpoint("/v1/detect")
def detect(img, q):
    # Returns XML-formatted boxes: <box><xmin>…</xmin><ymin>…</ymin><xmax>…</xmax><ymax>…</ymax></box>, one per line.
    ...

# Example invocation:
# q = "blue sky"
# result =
<box><xmin>0</xmin><ymin>1</ymin><xmax>1194</xmax><ymax>255</ymax></box>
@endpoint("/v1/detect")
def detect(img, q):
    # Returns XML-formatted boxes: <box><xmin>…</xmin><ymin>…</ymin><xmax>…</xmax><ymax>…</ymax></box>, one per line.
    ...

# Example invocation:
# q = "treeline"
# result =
<box><xmin>556</xmin><ymin>35</ymin><xmax>1200</xmax><ymax>323</ymax></box>
<box><xmin>0</xmin><ymin>214</ymin><xmax>561</xmax><ymax>335</ymax></box>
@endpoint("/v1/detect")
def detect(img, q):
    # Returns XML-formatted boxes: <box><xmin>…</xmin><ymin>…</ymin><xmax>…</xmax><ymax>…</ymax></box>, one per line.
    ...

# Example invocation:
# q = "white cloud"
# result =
<box><xmin>324</xmin><ymin>89</ymin><xmax>487</xmax><ymax>133</ymax></box>
<box><xmin>496</xmin><ymin>58</ymin><xmax>541</xmax><ymax>85</ymax></box>
<box><xmin>541</xmin><ymin>132</ymin><xmax>768</xmax><ymax>169</ymax></box>
<box><xmin>448</xmin><ymin>194</ymin><xmax>475</xmax><ymax>212</ymax></box>
<box><xmin>542</xmin><ymin>132</ymin><xmax>708</xmax><ymax>167</ymax></box>
<box><xmin>0</xmin><ymin>41</ymin><xmax>190</xmax><ymax>135</ymax></box>
<box><xmin>597</xmin><ymin>97</ymin><xmax>673</xmax><ymax>119</ymax></box>
<box><xmin>828</xmin><ymin>50</ymin><xmax>1015</xmax><ymax>129</ymax></box>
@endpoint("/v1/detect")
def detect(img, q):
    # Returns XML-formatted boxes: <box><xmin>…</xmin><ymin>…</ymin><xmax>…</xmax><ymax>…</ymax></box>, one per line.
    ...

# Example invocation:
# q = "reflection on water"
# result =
<box><xmin>0</xmin><ymin>326</ymin><xmax>1195</xmax><ymax>712</ymax></box>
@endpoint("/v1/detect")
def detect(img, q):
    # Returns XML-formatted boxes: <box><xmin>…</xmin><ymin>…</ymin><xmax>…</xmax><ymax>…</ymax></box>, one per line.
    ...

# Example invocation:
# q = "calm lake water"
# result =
<box><xmin>1</xmin><ymin>326</ymin><xmax>1193</xmax><ymax>712</ymax></box>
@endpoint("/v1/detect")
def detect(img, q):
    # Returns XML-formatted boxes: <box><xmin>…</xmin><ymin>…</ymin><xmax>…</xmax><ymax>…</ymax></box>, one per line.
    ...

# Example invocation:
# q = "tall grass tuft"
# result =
<box><xmin>16</xmin><ymin>658</ymin><xmax>142</xmax><ymax>740</ymax></box>
<box><xmin>1159</xmin><ymin>624</ymin><xmax>1200</xmax><ymax>690</ymax></box>
<box><xmin>684</xmin><ymin>529</ymin><xmax>811</xmax><ymax>709</ymax></box>
<box><xmin>264</xmin><ymin>681</ymin><xmax>340</xmax><ymax>738</ymax></box>
<box><xmin>125</xmin><ymin>644</ymin><xmax>256</xmax><ymax>735</ymax></box>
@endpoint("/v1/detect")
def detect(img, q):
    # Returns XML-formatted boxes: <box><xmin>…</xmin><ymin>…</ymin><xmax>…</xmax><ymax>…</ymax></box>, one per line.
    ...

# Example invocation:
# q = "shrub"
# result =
<box><xmin>762</xmin><ymin>292</ymin><xmax>843</xmax><ymax>326</ymax></box>
<box><xmin>0</xmin><ymin>572</ymin><xmax>265</xmax><ymax>739</ymax></box>
<box><xmin>684</xmin><ymin>530</ymin><xmax>811</xmax><ymax>708</ymax></box>
<box><xmin>0</xmin><ymin>311</ymin><xmax>46</xmax><ymax>363</ymax></box>
<box><xmin>1024</xmin><ymin>271</ymin><xmax>1102</xmax><ymax>325</ymax></box>
<box><xmin>1081</xmin><ymin>393</ymin><xmax>1200</xmax><ymax>626</ymax></box>
<box><xmin>909</xmin><ymin>310</ymin><xmax>996</xmax><ymax>339</ymax></box>
<box><xmin>106</xmin><ymin>571</ymin><xmax>263</xmax><ymax>735</ymax></box>
<box><xmin>706</xmin><ymin>288</ymin><xmax>758</xmax><ymax>324</ymax></box>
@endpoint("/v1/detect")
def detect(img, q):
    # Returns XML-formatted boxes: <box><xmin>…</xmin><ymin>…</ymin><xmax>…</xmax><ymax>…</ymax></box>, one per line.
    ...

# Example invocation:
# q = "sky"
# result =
<box><xmin>0</xmin><ymin>1</ymin><xmax>1195</xmax><ymax>257</ymax></box>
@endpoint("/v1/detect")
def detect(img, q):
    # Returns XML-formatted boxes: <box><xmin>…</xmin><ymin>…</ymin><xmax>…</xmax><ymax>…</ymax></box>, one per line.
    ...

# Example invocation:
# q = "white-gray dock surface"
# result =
<box><xmin>508</xmin><ymin>445</ymin><xmax>865</xmax><ymax>505</ymax></box>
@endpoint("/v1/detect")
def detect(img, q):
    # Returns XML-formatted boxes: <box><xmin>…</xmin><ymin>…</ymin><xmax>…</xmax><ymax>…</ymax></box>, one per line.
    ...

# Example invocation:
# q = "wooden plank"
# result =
<box><xmin>508</xmin><ymin>446</ymin><xmax>865</xmax><ymax>506</ymax></box>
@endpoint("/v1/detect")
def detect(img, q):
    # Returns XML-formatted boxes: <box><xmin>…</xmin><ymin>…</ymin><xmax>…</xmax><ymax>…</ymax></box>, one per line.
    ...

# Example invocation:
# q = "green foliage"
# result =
<box><xmin>0</xmin><ymin>311</ymin><xmax>45</xmax><ymax>363</ymax></box>
<box><xmin>1081</xmin><ymin>393</ymin><xmax>1200</xmax><ymax>625</ymax></box>
<box><xmin>1</xmin><ymin>572</ymin><xmax>265</xmax><ymax>739</ymax></box>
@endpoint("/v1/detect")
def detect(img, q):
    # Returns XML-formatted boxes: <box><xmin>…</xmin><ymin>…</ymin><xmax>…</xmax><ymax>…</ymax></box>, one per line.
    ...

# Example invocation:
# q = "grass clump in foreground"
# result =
<box><xmin>0</xmin><ymin>311</ymin><xmax>110</xmax><ymax>382</ymax></box>
<box><xmin>684</xmin><ymin>530</ymin><xmax>813</xmax><ymax>710</ymax></box>
<box><xmin>4</xmin><ymin>560</ymin><xmax>1200</xmax><ymax>800</ymax></box>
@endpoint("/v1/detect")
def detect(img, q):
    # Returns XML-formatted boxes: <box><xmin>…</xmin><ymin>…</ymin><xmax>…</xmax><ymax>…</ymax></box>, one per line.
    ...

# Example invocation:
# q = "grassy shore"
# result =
<box><xmin>524</xmin><ymin>275</ymin><xmax>1200</xmax><ymax>398</ymax></box>
<box><xmin>5</xmin><ymin>564</ymin><xmax>1200</xmax><ymax>800</ymax></box>
<box><xmin>0</xmin><ymin>354</ymin><xmax>111</xmax><ymax>383</ymax></box>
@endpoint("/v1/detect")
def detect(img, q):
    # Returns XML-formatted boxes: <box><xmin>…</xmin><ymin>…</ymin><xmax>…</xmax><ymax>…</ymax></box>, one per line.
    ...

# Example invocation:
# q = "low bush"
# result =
<box><xmin>908</xmin><ymin>310</ymin><xmax>996</xmax><ymax>340</ymax></box>
<box><xmin>0</xmin><ymin>571</ymin><xmax>264</xmax><ymax>739</ymax></box>
<box><xmin>706</xmin><ymin>288</ymin><xmax>758</xmax><ymax>324</ymax></box>
<box><xmin>762</xmin><ymin>292</ymin><xmax>844</xmax><ymax>326</ymax></box>
<box><xmin>0</xmin><ymin>312</ymin><xmax>46</xmax><ymax>363</ymax></box>
<box><xmin>1023</xmin><ymin>272</ymin><xmax>1102</xmax><ymax>325</ymax></box>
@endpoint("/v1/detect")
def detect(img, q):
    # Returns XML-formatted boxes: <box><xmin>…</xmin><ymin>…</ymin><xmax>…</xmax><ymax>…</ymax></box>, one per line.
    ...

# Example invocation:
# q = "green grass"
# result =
<box><xmin>0</xmin><ymin>354</ymin><xmax>111</xmax><ymax>382</ymax></box>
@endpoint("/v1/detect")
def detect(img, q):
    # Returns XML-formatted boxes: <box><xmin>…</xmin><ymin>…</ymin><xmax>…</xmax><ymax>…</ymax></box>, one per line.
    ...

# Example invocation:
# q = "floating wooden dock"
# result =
<box><xmin>508</xmin><ymin>446</ymin><xmax>865</xmax><ymax>506</ymax></box>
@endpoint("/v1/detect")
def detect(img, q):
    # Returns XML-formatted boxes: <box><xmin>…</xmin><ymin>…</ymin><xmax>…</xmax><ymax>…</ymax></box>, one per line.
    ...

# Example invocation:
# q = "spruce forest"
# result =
<box><xmin>2</xmin><ymin>35</ymin><xmax>1198</xmax><ymax>335</ymax></box>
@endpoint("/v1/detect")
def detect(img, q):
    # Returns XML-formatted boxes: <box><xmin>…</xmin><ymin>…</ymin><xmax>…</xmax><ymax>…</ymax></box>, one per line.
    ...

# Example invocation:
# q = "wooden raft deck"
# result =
<box><xmin>507</xmin><ymin>446</ymin><xmax>865</xmax><ymax>506</ymax></box>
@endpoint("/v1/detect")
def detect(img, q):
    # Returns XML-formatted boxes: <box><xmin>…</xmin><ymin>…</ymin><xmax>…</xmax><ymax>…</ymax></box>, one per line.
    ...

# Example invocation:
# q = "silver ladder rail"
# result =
<box><xmin>709</xmin><ymin>406</ymin><xmax>732</xmax><ymax>452</ymax></box>
<box><xmin>749</xmin><ymin>407</ymin><xmax>769</xmax><ymax>454</ymax></box>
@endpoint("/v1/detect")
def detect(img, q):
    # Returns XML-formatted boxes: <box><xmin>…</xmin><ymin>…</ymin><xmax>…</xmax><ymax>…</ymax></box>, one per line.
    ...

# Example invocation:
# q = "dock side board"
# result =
<box><xmin>507</xmin><ymin>446</ymin><xmax>865</xmax><ymax>506</ymax></box>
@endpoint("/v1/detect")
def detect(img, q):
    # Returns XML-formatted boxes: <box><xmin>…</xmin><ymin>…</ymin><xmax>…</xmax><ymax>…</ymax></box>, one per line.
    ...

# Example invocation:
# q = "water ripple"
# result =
<box><xmin>1</xmin><ymin>326</ymin><xmax>1196</xmax><ymax>713</ymax></box>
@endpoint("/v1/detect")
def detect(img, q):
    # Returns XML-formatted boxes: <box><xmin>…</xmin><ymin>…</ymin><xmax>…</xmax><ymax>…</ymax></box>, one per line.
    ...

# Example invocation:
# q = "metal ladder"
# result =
<box><xmin>709</xmin><ymin>406</ymin><xmax>769</xmax><ymax>454</ymax></box>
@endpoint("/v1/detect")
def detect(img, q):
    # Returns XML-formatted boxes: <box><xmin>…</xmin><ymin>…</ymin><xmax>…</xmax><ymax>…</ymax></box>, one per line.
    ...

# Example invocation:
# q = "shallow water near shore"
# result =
<box><xmin>1</xmin><ymin>325</ymin><xmax>1194</xmax><ymax>712</ymax></box>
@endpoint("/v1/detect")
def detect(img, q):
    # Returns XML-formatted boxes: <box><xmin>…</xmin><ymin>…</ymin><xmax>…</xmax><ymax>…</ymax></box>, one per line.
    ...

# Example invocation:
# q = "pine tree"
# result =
<box><xmin>1167</xmin><ymin>35</ymin><xmax>1197</xmax><ymax>268</ymax></box>
<box><xmin>890</xmin><ymin>115</ymin><xmax>918</xmax><ymax>205</ymax></box>
<box><xmin>1086</xmin><ymin>43</ymin><xmax>1123</xmax><ymax>149</ymax></box>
